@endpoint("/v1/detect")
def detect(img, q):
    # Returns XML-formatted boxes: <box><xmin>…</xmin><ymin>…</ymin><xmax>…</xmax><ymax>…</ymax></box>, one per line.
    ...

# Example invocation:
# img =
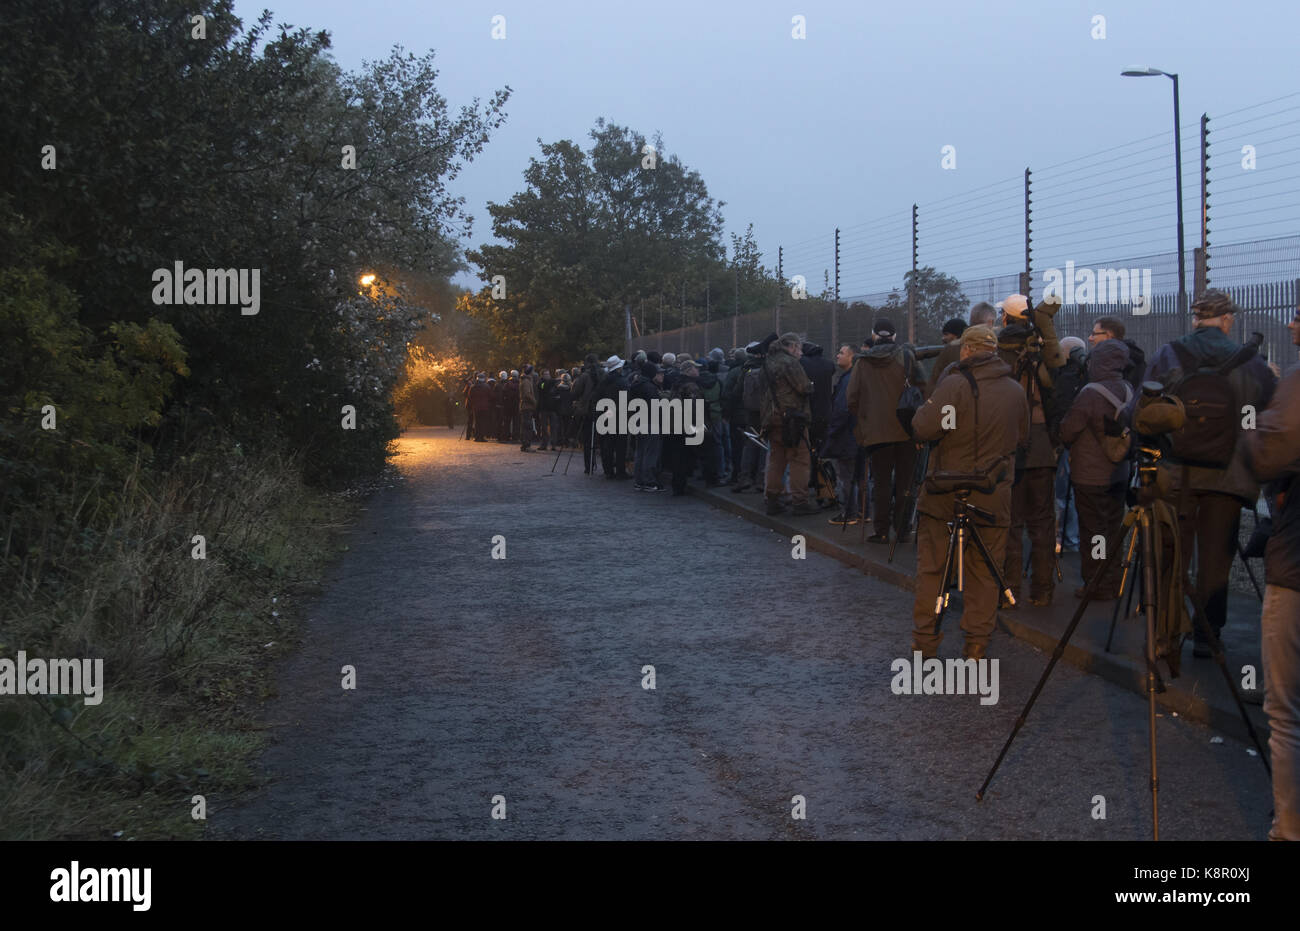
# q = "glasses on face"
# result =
<box><xmin>1089</xmin><ymin>329</ymin><xmax>1105</xmax><ymax>338</ymax></box>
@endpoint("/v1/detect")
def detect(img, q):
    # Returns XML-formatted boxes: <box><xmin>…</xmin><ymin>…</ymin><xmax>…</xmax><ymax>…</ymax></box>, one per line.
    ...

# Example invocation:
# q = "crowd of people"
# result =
<box><xmin>451</xmin><ymin>289</ymin><xmax>1300</xmax><ymax>840</ymax></box>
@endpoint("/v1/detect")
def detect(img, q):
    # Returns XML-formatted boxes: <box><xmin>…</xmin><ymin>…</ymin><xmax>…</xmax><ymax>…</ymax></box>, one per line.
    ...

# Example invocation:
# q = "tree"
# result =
<box><xmin>903</xmin><ymin>267</ymin><xmax>969</xmax><ymax>345</ymax></box>
<box><xmin>465</xmin><ymin>121</ymin><xmax>726</xmax><ymax>362</ymax></box>
<box><xmin>1</xmin><ymin>0</ymin><xmax>510</xmax><ymax>484</ymax></box>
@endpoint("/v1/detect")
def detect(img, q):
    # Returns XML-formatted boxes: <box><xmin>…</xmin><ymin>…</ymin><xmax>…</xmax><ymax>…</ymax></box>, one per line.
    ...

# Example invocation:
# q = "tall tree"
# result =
<box><xmin>466</xmin><ymin>121</ymin><xmax>725</xmax><ymax>361</ymax></box>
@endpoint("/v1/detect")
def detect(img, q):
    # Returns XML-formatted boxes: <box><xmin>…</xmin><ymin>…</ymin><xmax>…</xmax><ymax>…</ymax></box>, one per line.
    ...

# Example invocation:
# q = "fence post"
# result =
<box><xmin>1199</xmin><ymin>112</ymin><xmax>1210</xmax><ymax>297</ymax></box>
<box><xmin>1024</xmin><ymin>167</ymin><xmax>1033</xmax><ymax>302</ymax></box>
<box><xmin>832</xmin><ymin>227</ymin><xmax>840</xmax><ymax>353</ymax></box>
<box><xmin>776</xmin><ymin>246</ymin><xmax>783</xmax><ymax>335</ymax></box>
<box><xmin>909</xmin><ymin>204</ymin><xmax>917</xmax><ymax>343</ymax></box>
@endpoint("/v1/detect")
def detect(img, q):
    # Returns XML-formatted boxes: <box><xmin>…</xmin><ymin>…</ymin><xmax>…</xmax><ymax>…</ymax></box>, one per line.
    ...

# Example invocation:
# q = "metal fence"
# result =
<box><xmin>628</xmin><ymin>90</ymin><xmax>1300</xmax><ymax>367</ymax></box>
<box><xmin>631</xmin><ymin>275</ymin><xmax>1300</xmax><ymax>369</ymax></box>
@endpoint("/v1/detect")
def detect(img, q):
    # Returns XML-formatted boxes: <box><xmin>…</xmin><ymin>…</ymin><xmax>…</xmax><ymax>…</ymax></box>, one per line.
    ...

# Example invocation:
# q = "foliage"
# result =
<box><xmin>465</xmin><ymin>121</ymin><xmax>729</xmax><ymax>363</ymax></box>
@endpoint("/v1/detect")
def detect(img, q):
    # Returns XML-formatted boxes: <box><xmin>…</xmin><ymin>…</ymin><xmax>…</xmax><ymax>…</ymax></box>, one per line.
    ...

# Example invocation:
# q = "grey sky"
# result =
<box><xmin>234</xmin><ymin>0</ymin><xmax>1300</xmax><ymax>298</ymax></box>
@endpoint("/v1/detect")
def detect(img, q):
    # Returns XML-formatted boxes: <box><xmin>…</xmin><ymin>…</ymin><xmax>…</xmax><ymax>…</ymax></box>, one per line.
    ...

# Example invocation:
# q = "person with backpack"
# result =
<box><xmin>1147</xmin><ymin>289</ymin><xmax>1277</xmax><ymax>657</ymax></box>
<box><xmin>996</xmin><ymin>293</ymin><xmax>1066</xmax><ymax>608</ymax></box>
<box><xmin>1059</xmin><ymin>338</ymin><xmax>1133</xmax><ymax>599</ymax></box>
<box><xmin>1243</xmin><ymin>301</ymin><xmax>1300</xmax><ymax>841</ymax></box>
<box><xmin>847</xmin><ymin>318</ymin><xmax>925</xmax><ymax>544</ymax></box>
<box><xmin>1050</xmin><ymin>335</ymin><xmax>1089</xmax><ymax>553</ymax></box>
<box><xmin>800</xmin><ymin>341</ymin><xmax>836</xmax><ymax>506</ymax></box>
<box><xmin>1087</xmin><ymin>315</ymin><xmax>1147</xmax><ymax>392</ymax></box>
<box><xmin>760</xmin><ymin>333</ymin><xmax>816</xmax><ymax>516</ymax></box>
<box><xmin>910</xmin><ymin>324</ymin><xmax>1029</xmax><ymax>660</ymax></box>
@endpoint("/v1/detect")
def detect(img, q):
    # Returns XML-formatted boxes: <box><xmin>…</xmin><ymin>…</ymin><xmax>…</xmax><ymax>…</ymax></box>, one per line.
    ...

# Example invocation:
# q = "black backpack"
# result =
<box><xmin>1166</xmin><ymin>340</ymin><xmax>1257</xmax><ymax>468</ymax></box>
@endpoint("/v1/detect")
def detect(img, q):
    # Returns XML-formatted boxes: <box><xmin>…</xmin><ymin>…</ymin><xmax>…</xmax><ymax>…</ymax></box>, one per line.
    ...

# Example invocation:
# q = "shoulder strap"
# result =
<box><xmin>1217</xmin><ymin>341</ymin><xmax>1259</xmax><ymax>377</ymax></box>
<box><xmin>959</xmin><ymin>366</ymin><xmax>982</xmax><ymax>465</ymax></box>
<box><xmin>1082</xmin><ymin>381</ymin><xmax>1128</xmax><ymax>415</ymax></box>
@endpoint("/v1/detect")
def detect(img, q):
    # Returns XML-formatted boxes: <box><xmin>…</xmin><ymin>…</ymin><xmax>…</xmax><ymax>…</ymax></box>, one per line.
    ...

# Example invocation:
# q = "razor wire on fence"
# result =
<box><xmin>628</xmin><ymin>89</ymin><xmax>1300</xmax><ymax>369</ymax></box>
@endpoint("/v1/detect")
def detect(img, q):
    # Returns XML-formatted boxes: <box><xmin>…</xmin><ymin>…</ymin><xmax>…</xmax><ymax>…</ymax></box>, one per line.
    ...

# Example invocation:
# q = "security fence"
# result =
<box><xmin>628</xmin><ymin>89</ymin><xmax>1300</xmax><ymax>368</ymax></box>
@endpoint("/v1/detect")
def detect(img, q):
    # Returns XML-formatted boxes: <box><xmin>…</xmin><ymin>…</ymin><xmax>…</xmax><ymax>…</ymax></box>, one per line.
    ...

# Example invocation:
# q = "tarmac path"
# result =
<box><xmin>211</xmin><ymin>427</ymin><xmax>1272</xmax><ymax>840</ymax></box>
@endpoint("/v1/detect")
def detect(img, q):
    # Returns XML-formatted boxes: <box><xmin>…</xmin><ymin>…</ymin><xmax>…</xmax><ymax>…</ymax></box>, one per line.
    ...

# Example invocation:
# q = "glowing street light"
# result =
<box><xmin>359</xmin><ymin>273</ymin><xmax>376</xmax><ymax>287</ymax></box>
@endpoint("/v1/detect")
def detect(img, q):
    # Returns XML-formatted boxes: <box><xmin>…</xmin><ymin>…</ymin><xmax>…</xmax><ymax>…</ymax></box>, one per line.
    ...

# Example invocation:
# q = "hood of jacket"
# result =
<box><xmin>1181</xmin><ymin>325</ymin><xmax>1239</xmax><ymax>366</ymax></box>
<box><xmin>1087</xmin><ymin>338</ymin><xmax>1130</xmax><ymax>383</ymax></box>
<box><xmin>864</xmin><ymin>342</ymin><xmax>904</xmax><ymax>366</ymax></box>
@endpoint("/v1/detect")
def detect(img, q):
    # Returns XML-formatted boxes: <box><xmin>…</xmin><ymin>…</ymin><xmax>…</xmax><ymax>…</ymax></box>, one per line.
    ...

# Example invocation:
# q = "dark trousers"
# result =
<box><xmin>1177</xmin><ymin>491</ymin><xmax>1243</xmax><ymax>642</ymax></box>
<box><xmin>912</xmin><ymin>514</ymin><xmax>1009</xmax><ymax>651</ymax></box>
<box><xmin>1073</xmin><ymin>481</ymin><xmax>1127</xmax><ymax>592</ymax></box>
<box><xmin>579</xmin><ymin>416</ymin><xmax>597</xmax><ymax>472</ymax></box>
<box><xmin>665</xmin><ymin>434</ymin><xmax>695</xmax><ymax>494</ymax></box>
<box><xmin>1004</xmin><ymin>466</ymin><xmax>1058</xmax><ymax>597</ymax></box>
<box><xmin>869</xmin><ymin>441</ymin><xmax>918</xmax><ymax>536</ymax></box>
<box><xmin>600</xmin><ymin>431</ymin><xmax>628</xmax><ymax>477</ymax></box>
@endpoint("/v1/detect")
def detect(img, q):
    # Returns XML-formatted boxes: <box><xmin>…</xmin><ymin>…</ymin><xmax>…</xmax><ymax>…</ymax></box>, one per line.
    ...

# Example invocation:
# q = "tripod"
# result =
<box><xmin>977</xmin><ymin>446</ymin><xmax>1271</xmax><ymax>840</ymax></box>
<box><xmin>926</xmin><ymin>489</ymin><xmax>1018</xmax><ymax>629</ymax></box>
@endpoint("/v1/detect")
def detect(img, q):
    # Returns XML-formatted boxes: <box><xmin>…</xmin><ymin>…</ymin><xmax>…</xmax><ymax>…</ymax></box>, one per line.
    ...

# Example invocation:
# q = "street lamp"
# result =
<box><xmin>1122</xmin><ymin>67</ymin><xmax>1186</xmax><ymax>314</ymax></box>
<box><xmin>359</xmin><ymin>273</ymin><xmax>376</xmax><ymax>287</ymax></box>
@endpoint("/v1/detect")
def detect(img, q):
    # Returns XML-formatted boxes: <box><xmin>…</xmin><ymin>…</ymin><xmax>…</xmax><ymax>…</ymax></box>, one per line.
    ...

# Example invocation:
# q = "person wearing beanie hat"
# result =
<box><xmin>633</xmin><ymin>349</ymin><xmax>647</xmax><ymax>364</ymax></box>
<box><xmin>995</xmin><ymin>293</ymin><xmax>1066</xmax><ymax>608</ymax></box>
<box><xmin>646</xmin><ymin>351</ymin><xmax>662</xmax><ymax>364</ymax></box>
<box><xmin>1146</xmin><ymin>286</ymin><xmax>1277</xmax><ymax>657</ymax></box>
<box><xmin>941</xmin><ymin>318</ymin><xmax>967</xmax><ymax>343</ymax></box>
<box><xmin>907</xmin><ymin>320</ymin><xmax>1029</xmax><ymax>661</ymax></box>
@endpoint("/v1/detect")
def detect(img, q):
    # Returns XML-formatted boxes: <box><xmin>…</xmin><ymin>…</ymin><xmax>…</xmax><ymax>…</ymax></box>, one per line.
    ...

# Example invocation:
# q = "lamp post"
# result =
<box><xmin>1122</xmin><ymin>67</ymin><xmax>1186</xmax><ymax>314</ymax></box>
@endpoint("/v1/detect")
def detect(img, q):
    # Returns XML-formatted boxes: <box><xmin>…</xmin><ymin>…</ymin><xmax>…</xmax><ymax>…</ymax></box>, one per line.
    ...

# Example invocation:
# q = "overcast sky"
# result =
<box><xmin>233</xmin><ymin>0</ymin><xmax>1300</xmax><ymax>298</ymax></box>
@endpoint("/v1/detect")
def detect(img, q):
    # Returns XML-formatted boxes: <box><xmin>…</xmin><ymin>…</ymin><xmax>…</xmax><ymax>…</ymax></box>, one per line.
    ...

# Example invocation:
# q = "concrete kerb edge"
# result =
<box><xmin>688</xmin><ymin>485</ymin><xmax>1268</xmax><ymax>747</ymax></box>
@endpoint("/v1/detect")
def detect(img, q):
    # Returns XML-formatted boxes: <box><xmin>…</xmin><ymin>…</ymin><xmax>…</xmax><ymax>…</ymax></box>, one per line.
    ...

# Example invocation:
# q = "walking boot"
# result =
<box><xmin>765</xmin><ymin>495</ymin><xmax>784</xmax><ymax>516</ymax></box>
<box><xmin>791</xmin><ymin>500</ymin><xmax>819</xmax><ymax>516</ymax></box>
<box><xmin>962</xmin><ymin>641</ymin><xmax>988</xmax><ymax>661</ymax></box>
<box><xmin>910</xmin><ymin>640</ymin><xmax>938</xmax><ymax>660</ymax></box>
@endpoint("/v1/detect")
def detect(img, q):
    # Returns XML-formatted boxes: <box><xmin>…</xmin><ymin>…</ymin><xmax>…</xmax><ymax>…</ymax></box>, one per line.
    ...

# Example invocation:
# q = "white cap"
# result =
<box><xmin>997</xmin><ymin>294</ymin><xmax>1029</xmax><ymax>318</ymax></box>
<box><xmin>604</xmin><ymin>355</ymin><xmax>624</xmax><ymax>371</ymax></box>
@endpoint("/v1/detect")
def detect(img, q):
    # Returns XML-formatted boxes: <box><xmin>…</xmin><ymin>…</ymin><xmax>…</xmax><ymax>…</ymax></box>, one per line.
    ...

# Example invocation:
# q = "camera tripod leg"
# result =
<box><xmin>933</xmin><ymin>517</ymin><xmax>961</xmax><ymax>622</ymax></box>
<box><xmin>1236</xmin><ymin>541</ymin><xmax>1265</xmax><ymax>603</ymax></box>
<box><xmin>1105</xmin><ymin>522</ymin><xmax>1141</xmax><ymax>654</ymax></box>
<box><xmin>967</xmin><ymin>522</ymin><xmax>1016</xmax><ymax>606</ymax></box>
<box><xmin>978</xmin><ymin>517</ymin><xmax>1134</xmax><ymax>803</ymax></box>
<box><xmin>1135</xmin><ymin>507</ymin><xmax>1162</xmax><ymax>841</ymax></box>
